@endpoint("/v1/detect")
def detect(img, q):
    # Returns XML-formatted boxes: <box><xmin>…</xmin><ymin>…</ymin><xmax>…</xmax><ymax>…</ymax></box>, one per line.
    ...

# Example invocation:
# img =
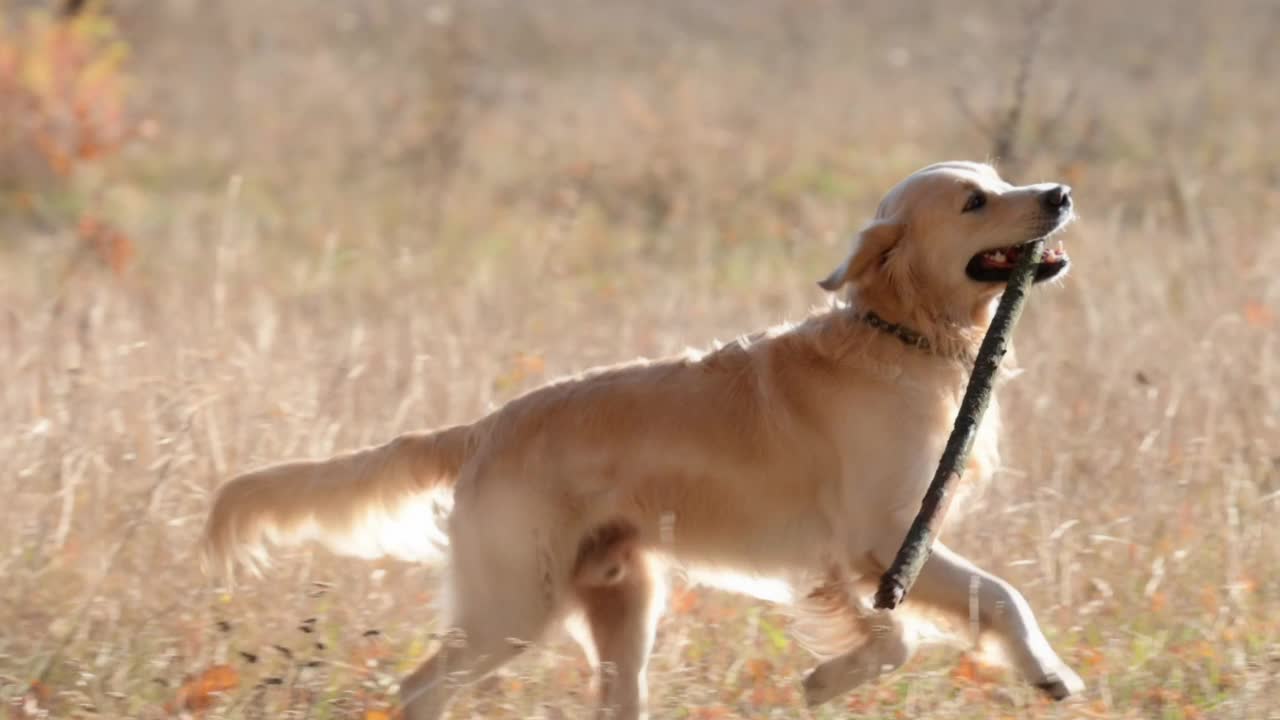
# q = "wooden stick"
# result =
<box><xmin>873</xmin><ymin>238</ymin><xmax>1046</xmax><ymax>611</ymax></box>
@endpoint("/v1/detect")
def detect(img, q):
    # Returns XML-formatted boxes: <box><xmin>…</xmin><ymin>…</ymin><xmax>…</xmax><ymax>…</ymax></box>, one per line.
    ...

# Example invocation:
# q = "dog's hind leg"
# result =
<box><xmin>569</xmin><ymin>552</ymin><xmax>667</xmax><ymax>720</ymax></box>
<box><xmin>397</xmin><ymin>498</ymin><xmax>568</xmax><ymax>720</ymax></box>
<box><xmin>398</xmin><ymin>624</ymin><xmax>526</xmax><ymax>720</ymax></box>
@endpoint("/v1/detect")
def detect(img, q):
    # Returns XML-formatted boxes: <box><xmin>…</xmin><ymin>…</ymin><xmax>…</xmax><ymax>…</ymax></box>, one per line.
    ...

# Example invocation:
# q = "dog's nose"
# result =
<box><xmin>1042</xmin><ymin>184</ymin><xmax>1072</xmax><ymax>210</ymax></box>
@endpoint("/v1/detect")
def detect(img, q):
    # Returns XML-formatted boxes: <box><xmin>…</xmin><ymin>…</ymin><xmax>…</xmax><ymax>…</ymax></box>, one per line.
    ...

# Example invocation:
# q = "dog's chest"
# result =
<box><xmin>962</xmin><ymin>397</ymin><xmax>1002</xmax><ymax>490</ymax></box>
<box><xmin>926</xmin><ymin>391</ymin><xmax>1002</xmax><ymax>484</ymax></box>
<box><xmin>834</xmin><ymin>383</ymin><xmax>1002</xmax><ymax>513</ymax></box>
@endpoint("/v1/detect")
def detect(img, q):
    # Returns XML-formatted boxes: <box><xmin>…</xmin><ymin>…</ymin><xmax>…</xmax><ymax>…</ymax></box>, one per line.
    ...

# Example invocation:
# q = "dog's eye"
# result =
<box><xmin>962</xmin><ymin>191</ymin><xmax>986</xmax><ymax>213</ymax></box>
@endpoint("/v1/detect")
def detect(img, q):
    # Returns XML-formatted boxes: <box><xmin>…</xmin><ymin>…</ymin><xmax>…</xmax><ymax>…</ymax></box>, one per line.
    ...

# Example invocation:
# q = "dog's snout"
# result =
<box><xmin>1042</xmin><ymin>184</ymin><xmax>1072</xmax><ymax>210</ymax></box>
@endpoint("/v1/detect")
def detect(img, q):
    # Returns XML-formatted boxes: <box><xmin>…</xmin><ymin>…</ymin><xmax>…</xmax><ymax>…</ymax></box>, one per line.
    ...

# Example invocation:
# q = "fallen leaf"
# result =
<box><xmin>77</xmin><ymin>214</ymin><xmax>135</xmax><ymax>276</ymax></box>
<box><xmin>670</xmin><ymin>586</ymin><xmax>700</xmax><ymax>615</ymax></box>
<box><xmin>1243</xmin><ymin>299</ymin><xmax>1274</xmax><ymax>328</ymax></box>
<box><xmin>167</xmin><ymin>664</ymin><xmax>240</xmax><ymax>713</ymax></box>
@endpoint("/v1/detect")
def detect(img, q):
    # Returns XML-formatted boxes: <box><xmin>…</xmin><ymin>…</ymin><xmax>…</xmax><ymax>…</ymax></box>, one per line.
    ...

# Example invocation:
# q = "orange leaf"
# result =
<box><xmin>749</xmin><ymin>683</ymin><xmax>791</xmax><ymax>707</ymax></box>
<box><xmin>949</xmin><ymin>653</ymin><xmax>1002</xmax><ymax>686</ymax></box>
<box><xmin>1244</xmin><ymin>300</ymin><xmax>1274</xmax><ymax>328</ymax></box>
<box><xmin>27</xmin><ymin>680</ymin><xmax>52</xmax><ymax>707</ymax></box>
<box><xmin>950</xmin><ymin>654</ymin><xmax>980</xmax><ymax>684</ymax></box>
<box><xmin>76</xmin><ymin>133</ymin><xmax>102</xmax><ymax>160</ymax></box>
<box><xmin>670</xmin><ymin>586</ymin><xmax>700</xmax><ymax>615</ymax></box>
<box><xmin>509</xmin><ymin>352</ymin><xmax>545</xmax><ymax>378</ymax></box>
<box><xmin>846</xmin><ymin>692</ymin><xmax>873</xmax><ymax>713</ymax></box>
<box><xmin>169</xmin><ymin>664</ymin><xmax>240</xmax><ymax>713</ymax></box>
<box><xmin>1072</xmin><ymin>397</ymin><xmax>1090</xmax><ymax>419</ymax></box>
<box><xmin>1194</xmin><ymin>640</ymin><xmax>1218</xmax><ymax>661</ymax></box>
<box><xmin>1078</xmin><ymin>647</ymin><xmax>1106</xmax><ymax>670</ymax></box>
<box><xmin>1200</xmin><ymin>584</ymin><xmax>1220</xmax><ymax>613</ymax></box>
<box><xmin>76</xmin><ymin>214</ymin><xmax>134</xmax><ymax>275</ymax></box>
<box><xmin>744</xmin><ymin>658</ymin><xmax>773</xmax><ymax>683</ymax></box>
<box><xmin>103</xmin><ymin>228</ymin><xmax>135</xmax><ymax>276</ymax></box>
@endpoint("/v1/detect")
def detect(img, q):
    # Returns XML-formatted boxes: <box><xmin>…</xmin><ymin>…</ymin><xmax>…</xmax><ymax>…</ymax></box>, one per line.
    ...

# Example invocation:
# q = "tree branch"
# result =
<box><xmin>874</xmin><ymin>238</ymin><xmax>1046</xmax><ymax>610</ymax></box>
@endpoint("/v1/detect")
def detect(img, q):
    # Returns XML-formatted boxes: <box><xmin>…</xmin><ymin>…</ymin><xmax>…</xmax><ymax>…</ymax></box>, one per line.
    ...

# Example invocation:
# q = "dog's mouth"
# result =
<box><xmin>965</xmin><ymin>241</ymin><xmax>1069</xmax><ymax>283</ymax></box>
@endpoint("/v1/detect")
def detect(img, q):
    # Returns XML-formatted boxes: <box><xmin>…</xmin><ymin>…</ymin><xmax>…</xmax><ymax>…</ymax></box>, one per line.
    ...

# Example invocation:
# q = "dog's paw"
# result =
<box><xmin>802</xmin><ymin>658</ymin><xmax>875</xmax><ymax>708</ymax></box>
<box><xmin>801</xmin><ymin>667</ymin><xmax>835</xmax><ymax>708</ymax></box>
<box><xmin>1034</xmin><ymin>665</ymin><xmax>1085</xmax><ymax>701</ymax></box>
<box><xmin>803</xmin><ymin>661</ymin><xmax>855</xmax><ymax>707</ymax></box>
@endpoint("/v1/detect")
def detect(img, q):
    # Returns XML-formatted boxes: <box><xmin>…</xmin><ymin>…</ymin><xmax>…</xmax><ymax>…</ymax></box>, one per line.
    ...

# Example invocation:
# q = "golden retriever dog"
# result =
<box><xmin>203</xmin><ymin>160</ymin><xmax>1083</xmax><ymax>719</ymax></box>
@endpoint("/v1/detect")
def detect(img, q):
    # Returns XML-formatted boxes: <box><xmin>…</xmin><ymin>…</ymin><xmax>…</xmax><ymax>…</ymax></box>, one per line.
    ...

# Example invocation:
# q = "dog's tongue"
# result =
<box><xmin>980</xmin><ymin>244</ymin><xmax>1068</xmax><ymax>269</ymax></box>
<box><xmin>980</xmin><ymin>247</ymin><xmax>1018</xmax><ymax>269</ymax></box>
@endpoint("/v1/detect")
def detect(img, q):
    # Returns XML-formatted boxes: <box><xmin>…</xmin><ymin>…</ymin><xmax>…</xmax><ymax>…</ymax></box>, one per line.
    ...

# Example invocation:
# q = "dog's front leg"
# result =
<box><xmin>803</xmin><ymin>540</ymin><xmax>1084</xmax><ymax>707</ymax></box>
<box><xmin>896</xmin><ymin>541</ymin><xmax>1084</xmax><ymax>699</ymax></box>
<box><xmin>801</xmin><ymin>610</ymin><xmax>915</xmax><ymax>707</ymax></box>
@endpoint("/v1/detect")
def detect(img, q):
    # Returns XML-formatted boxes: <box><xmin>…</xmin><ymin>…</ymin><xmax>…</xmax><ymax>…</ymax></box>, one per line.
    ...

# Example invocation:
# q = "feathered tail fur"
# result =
<box><xmin>202</xmin><ymin>424</ymin><xmax>474</xmax><ymax>576</ymax></box>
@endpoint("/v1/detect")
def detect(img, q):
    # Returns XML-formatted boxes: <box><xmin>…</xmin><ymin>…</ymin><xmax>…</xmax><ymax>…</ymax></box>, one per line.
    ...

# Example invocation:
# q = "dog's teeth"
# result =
<box><xmin>992</xmin><ymin>251</ymin><xmax>1007</xmax><ymax>263</ymax></box>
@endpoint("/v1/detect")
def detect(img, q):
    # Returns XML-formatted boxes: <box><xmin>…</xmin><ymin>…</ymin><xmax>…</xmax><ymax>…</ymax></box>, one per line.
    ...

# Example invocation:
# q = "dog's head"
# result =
<box><xmin>819</xmin><ymin>161</ymin><xmax>1074</xmax><ymax>327</ymax></box>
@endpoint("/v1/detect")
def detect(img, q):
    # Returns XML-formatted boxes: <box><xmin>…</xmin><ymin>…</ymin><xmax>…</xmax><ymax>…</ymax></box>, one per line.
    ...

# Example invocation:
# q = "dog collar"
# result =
<box><xmin>857</xmin><ymin>310</ymin><xmax>931</xmax><ymax>351</ymax></box>
<box><xmin>854</xmin><ymin>309</ymin><xmax>977</xmax><ymax>364</ymax></box>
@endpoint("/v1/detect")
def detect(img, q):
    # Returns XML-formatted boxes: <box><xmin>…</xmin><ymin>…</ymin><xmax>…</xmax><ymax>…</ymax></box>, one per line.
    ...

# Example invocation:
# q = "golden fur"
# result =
<box><xmin>203</xmin><ymin>161</ymin><xmax>1084</xmax><ymax>719</ymax></box>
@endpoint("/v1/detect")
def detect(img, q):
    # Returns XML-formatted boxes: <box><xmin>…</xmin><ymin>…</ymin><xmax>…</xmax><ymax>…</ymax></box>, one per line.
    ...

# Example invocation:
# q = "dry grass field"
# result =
<box><xmin>2</xmin><ymin>1</ymin><xmax>1279</xmax><ymax>717</ymax></box>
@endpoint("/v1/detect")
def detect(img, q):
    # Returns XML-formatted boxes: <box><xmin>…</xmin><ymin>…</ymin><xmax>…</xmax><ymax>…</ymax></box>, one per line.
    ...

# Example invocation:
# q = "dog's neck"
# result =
<box><xmin>852</xmin><ymin>308</ymin><xmax>979</xmax><ymax>364</ymax></box>
<box><xmin>844</xmin><ymin>286</ymin><xmax>989</xmax><ymax>365</ymax></box>
<box><xmin>853</xmin><ymin>310</ymin><xmax>934</xmax><ymax>353</ymax></box>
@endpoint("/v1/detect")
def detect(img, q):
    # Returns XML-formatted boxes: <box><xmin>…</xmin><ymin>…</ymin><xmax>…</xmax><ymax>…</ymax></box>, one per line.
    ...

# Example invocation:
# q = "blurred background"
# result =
<box><xmin>2</xmin><ymin>1</ymin><xmax>1278</xmax><ymax>717</ymax></box>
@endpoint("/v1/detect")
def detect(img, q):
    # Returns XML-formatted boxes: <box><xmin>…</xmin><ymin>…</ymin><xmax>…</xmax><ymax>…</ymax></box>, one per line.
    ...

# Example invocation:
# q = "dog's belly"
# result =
<box><xmin>669</xmin><ymin>520</ymin><xmax>839</xmax><ymax>605</ymax></box>
<box><xmin>635</xmin><ymin>488</ymin><xmax>843</xmax><ymax>605</ymax></box>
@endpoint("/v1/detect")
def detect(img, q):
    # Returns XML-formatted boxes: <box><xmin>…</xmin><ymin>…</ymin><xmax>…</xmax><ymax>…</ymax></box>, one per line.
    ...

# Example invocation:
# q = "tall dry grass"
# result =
<box><xmin>2</xmin><ymin>1</ymin><xmax>1278</xmax><ymax>717</ymax></box>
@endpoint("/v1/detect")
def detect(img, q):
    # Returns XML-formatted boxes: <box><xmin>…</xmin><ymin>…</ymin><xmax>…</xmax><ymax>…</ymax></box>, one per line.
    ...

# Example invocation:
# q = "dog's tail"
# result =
<box><xmin>202</xmin><ymin>424</ymin><xmax>474</xmax><ymax>577</ymax></box>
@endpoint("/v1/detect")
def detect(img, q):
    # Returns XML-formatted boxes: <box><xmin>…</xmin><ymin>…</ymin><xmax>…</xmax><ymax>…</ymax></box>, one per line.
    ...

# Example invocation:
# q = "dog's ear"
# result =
<box><xmin>817</xmin><ymin>221</ymin><xmax>904</xmax><ymax>292</ymax></box>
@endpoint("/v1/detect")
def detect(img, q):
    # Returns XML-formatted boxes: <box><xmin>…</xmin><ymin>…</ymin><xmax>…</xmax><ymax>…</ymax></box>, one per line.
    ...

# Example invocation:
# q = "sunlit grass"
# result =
<box><xmin>2</xmin><ymin>1</ymin><xmax>1278</xmax><ymax>718</ymax></box>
